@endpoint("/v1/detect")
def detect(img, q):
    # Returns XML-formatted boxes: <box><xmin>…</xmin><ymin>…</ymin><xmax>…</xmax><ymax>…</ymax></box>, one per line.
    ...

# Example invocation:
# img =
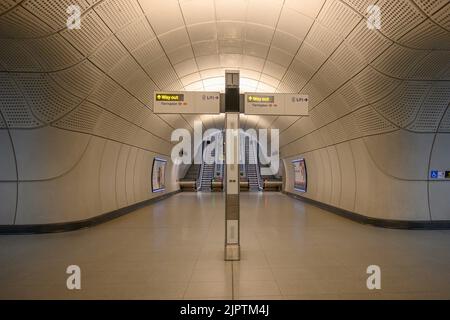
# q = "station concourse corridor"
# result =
<box><xmin>1</xmin><ymin>192</ymin><xmax>450</xmax><ymax>300</ymax></box>
<box><xmin>0</xmin><ymin>0</ymin><xmax>450</xmax><ymax>301</ymax></box>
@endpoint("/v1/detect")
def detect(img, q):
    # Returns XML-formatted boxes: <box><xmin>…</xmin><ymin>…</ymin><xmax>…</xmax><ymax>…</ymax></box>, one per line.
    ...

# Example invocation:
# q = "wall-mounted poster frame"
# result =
<box><xmin>152</xmin><ymin>157</ymin><xmax>167</xmax><ymax>193</ymax></box>
<box><xmin>292</xmin><ymin>158</ymin><xmax>307</xmax><ymax>192</ymax></box>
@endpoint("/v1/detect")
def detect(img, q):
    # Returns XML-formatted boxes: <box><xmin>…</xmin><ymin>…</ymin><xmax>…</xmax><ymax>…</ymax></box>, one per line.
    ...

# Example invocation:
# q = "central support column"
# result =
<box><xmin>224</xmin><ymin>70</ymin><xmax>240</xmax><ymax>261</ymax></box>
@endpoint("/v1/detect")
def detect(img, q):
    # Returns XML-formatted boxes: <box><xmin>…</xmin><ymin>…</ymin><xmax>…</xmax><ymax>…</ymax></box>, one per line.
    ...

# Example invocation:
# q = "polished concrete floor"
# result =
<box><xmin>1</xmin><ymin>192</ymin><xmax>449</xmax><ymax>300</ymax></box>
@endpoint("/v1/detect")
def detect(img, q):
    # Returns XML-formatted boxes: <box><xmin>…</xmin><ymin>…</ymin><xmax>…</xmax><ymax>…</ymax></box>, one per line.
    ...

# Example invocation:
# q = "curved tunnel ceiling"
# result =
<box><xmin>0</xmin><ymin>0</ymin><xmax>449</xmax><ymax>226</ymax></box>
<box><xmin>0</xmin><ymin>0</ymin><xmax>449</xmax><ymax>154</ymax></box>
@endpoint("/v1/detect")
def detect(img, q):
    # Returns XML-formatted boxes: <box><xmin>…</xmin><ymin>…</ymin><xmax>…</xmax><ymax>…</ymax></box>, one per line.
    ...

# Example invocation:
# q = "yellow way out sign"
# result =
<box><xmin>153</xmin><ymin>91</ymin><xmax>220</xmax><ymax>114</ymax></box>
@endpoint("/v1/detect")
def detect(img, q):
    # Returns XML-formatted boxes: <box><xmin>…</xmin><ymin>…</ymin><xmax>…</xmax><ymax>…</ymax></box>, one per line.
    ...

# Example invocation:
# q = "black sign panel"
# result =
<box><xmin>225</xmin><ymin>88</ymin><xmax>240</xmax><ymax>112</ymax></box>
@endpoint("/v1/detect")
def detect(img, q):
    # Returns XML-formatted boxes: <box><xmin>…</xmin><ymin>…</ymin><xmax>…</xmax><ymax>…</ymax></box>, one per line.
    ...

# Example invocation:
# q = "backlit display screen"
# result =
<box><xmin>293</xmin><ymin>159</ymin><xmax>307</xmax><ymax>192</ymax></box>
<box><xmin>152</xmin><ymin>158</ymin><xmax>167</xmax><ymax>193</ymax></box>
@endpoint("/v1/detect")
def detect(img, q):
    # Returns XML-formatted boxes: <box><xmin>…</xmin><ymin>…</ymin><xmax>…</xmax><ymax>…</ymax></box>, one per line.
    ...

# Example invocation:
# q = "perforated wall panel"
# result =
<box><xmin>0</xmin><ymin>73</ymin><xmax>41</xmax><ymax>128</ymax></box>
<box><xmin>413</xmin><ymin>0</ymin><xmax>449</xmax><ymax>16</ymax></box>
<box><xmin>352</xmin><ymin>67</ymin><xmax>402</xmax><ymax>103</ymax></box>
<box><xmin>95</xmin><ymin>0</ymin><xmax>142</xmax><ymax>33</ymax></box>
<box><xmin>0</xmin><ymin>5</ymin><xmax>53</xmax><ymax>38</ymax></box>
<box><xmin>305</xmin><ymin>23</ymin><xmax>342</xmax><ymax>57</ymax></box>
<box><xmin>372</xmin><ymin>44</ymin><xmax>430</xmax><ymax>78</ymax></box>
<box><xmin>330</xmin><ymin>42</ymin><xmax>366</xmax><ymax>79</ymax></box>
<box><xmin>409</xmin><ymin>82</ymin><xmax>450</xmax><ymax>132</ymax></box>
<box><xmin>116</xmin><ymin>17</ymin><xmax>155</xmax><ymax>53</ymax></box>
<box><xmin>317</xmin><ymin>0</ymin><xmax>361</xmax><ymax>37</ymax></box>
<box><xmin>345</xmin><ymin>21</ymin><xmax>392</xmax><ymax>63</ymax></box>
<box><xmin>376</xmin><ymin>0</ymin><xmax>427</xmax><ymax>41</ymax></box>
<box><xmin>0</xmin><ymin>39</ymin><xmax>42</xmax><ymax>72</ymax></box>
<box><xmin>372</xmin><ymin>81</ymin><xmax>432</xmax><ymax>128</ymax></box>
<box><xmin>27</xmin><ymin>34</ymin><xmax>83</xmax><ymax>71</ymax></box>
<box><xmin>0</xmin><ymin>0</ymin><xmax>20</xmax><ymax>15</ymax></box>
<box><xmin>438</xmin><ymin>106</ymin><xmax>450</xmax><ymax>132</ymax></box>
<box><xmin>352</xmin><ymin>105</ymin><xmax>398</xmax><ymax>135</ymax></box>
<box><xmin>61</xmin><ymin>10</ymin><xmax>112</xmax><ymax>57</ymax></box>
<box><xmin>409</xmin><ymin>51</ymin><xmax>450</xmax><ymax>80</ymax></box>
<box><xmin>399</xmin><ymin>20</ymin><xmax>450</xmax><ymax>50</ymax></box>
<box><xmin>89</xmin><ymin>37</ymin><xmax>128</xmax><ymax>73</ymax></box>
<box><xmin>23</xmin><ymin>0</ymin><xmax>90</xmax><ymax>31</ymax></box>
<box><xmin>431</xmin><ymin>3</ymin><xmax>450</xmax><ymax>29</ymax></box>
<box><xmin>338</xmin><ymin>82</ymin><xmax>367</xmax><ymax>111</ymax></box>
<box><xmin>14</xmin><ymin>73</ymin><xmax>82</xmax><ymax>123</ymax></box>
<box><xmin>50</xmin><ymin>60</ymin><xmax>104</xmax><ymax>98</ymax></box>
<box><xmin>54</xmin><ymin>101</ymin><xmax>101</xmax><ymax>134</ymax></box>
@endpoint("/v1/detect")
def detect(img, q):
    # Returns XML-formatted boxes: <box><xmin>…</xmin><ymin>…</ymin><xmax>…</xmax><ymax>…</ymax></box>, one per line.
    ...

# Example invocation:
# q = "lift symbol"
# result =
<box><xmin>430</xmin><ymin>170</ymin><xmax>444</xmax><ymax>179</ymax></box>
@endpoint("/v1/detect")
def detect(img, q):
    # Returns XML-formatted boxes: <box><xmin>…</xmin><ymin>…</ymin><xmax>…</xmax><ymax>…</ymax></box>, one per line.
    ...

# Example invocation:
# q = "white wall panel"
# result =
<box><xmin>285</xmin><ymin>0</ymin><xmax>324</xmax><ymax>19</ymax></box>
<box><xmin>326</xmin><ymin>146</ymin><xmax>341</xmax><ymax>207</ymax></box>
<box><xmin>317</xmin><ymin>148</ymin><xmax>332</xmax><ymax>203</ymax></box>
<box><xmin>125</xmin><ymin>147</ymin><xmax>138</xmax><ymax>205</ymax></box>
<box><xmin>0</xmin><ymin>130</ymin><xmax>16</xmax><ymax>181</ymax></box>
<box><xmin>335</xmin><ymin>142</ymin><xmax>356</xmax><ymax>212</ymax></box>
<box><xmin>181</xmin><ymin>0</ymin><xmax>216</xmax><ymax>25</ymax></box>
<box><xmin>429</xmin><ymin>182</ymin><xmax>450</xmax><ymax>221</ymax></box>
<box><xmin>141</xmin><ymin>0</ymin><xmax>184</xmax><ymax>35</ymax></box>
<box><xmin>0</xmin><ymin>183</ymin><xmax>16</xmax><ymax>224</ymax></box>
<box><xmin>277</xmin><ymin>7</ymin><xmax>313</xmax><ymax>40</ymax></box>
<box><xmin>115</xmin><ymin>145</ymin><xmax>130</xmax><ymax>209</ymax></box>
<box><xmin>99</xmin><ymin>140</ymin><xmax>121</xmax><ymax>214</ymax></box>
<box><xmin>362</xmin><ymin>130</ymin><xmax>434</xmax><ymax>180</ymax></box>
<box><xmin>351</xmin><ymin>139</ymin><xmax>430</xmax><ymax>221</ymax></box>
<box><xmin>429</xmin><ymin>133</ymin><xmax>450</xmax><ymax>220</ymax></box>
<box><xmin>133</xmin><ymin>149</ymin><xmax>149</xmax><ymax>203</ymax></box>
<box><xmin>15</xmin><ymin>137</ymin><xmax>105</xmax><ymax>224</ymax></box>
<box><xmin>11</xmin><ymin>127</ymin><xmax>90</xmax><ymax>181</ymax></box>
<box><xmin>307</xmin><ymin>152</ymin><xmax>320</xmax><ymax>199</ymax></box>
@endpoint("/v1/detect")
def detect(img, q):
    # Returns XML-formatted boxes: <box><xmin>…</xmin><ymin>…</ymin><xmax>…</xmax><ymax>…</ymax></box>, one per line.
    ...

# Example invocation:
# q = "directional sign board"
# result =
<box><xmin>153</xmin><ymin>91</ymin><xmax>220</xmax><ymax>114</ymax></box>
<box><xmin>244</xmin><ymin>93</ymin><xmax>309</xmax><ymax>116</ymax></box>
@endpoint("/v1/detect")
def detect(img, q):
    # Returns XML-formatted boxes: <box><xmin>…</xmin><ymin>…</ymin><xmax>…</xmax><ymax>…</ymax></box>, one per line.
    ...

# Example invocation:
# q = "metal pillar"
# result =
<box><xmin>224</xmin><ymin>70</ymin><xmax>240</xmax><ymax>261</ymax></box>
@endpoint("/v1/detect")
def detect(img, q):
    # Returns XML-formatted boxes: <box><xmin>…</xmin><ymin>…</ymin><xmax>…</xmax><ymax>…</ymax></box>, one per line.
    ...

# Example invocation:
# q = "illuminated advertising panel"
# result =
<box><xmin>152</xmin><ymin>158</ymin><xmax>167</xmax><ymax>193</ymax></box>
<box><xmin>292</xmin><ymin>159</ymin><xmax>307</xmax><ymax>192</ymax></box>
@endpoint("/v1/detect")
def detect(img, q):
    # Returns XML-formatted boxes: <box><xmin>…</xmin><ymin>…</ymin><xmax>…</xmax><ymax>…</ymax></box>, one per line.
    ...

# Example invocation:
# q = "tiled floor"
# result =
<box><xmin>1</xmin><ymin>192</ymin><xmax>449</xmax><ymax>299</ymax></box>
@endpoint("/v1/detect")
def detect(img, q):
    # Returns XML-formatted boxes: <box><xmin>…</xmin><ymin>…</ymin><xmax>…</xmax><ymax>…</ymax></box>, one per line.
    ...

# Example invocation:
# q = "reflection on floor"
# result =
<box><xmin>1</xmin><ymin>192</ymin><xmax>450</xmax><ymax>300</ymax></box>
